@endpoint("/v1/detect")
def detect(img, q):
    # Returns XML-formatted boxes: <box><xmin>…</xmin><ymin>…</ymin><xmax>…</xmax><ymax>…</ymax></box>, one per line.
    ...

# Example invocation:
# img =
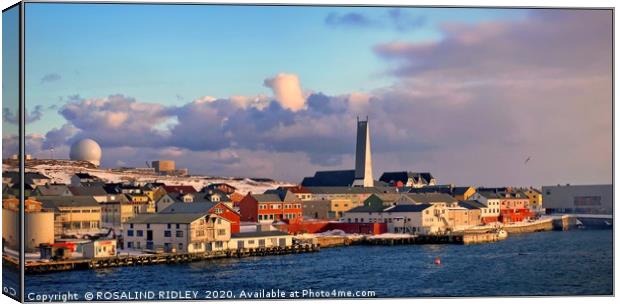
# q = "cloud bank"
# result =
<box><xmin>17</xmin><ymin>10</ymin><xmax>612</xmax><ymax>185</ymax></box>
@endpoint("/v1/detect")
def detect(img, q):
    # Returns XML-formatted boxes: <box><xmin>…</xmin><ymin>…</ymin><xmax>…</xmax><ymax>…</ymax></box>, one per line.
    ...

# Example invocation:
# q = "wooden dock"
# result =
<box><xmin>4</xmin><ymin>244</ymin><xmax>320</xmax><ymax>274</ymax></box>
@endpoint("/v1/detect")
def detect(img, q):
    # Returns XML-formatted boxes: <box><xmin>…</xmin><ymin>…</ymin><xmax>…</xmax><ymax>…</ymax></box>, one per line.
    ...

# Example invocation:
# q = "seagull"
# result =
<box><xmin>524</xmin><ymin>156</ymin><xmax>531</xmax><ymax>164</ymax></box>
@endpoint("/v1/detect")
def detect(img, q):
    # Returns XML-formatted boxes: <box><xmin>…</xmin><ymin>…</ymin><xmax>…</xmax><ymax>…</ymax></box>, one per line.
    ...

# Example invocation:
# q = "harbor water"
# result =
<box><xmin>17</xmin><ymin>230</ymin><xmax>613</xmax><ymax>299</ymax></box>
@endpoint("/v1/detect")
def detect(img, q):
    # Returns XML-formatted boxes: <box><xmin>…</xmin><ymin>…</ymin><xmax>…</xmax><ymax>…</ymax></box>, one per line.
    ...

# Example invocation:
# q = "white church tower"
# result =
<box><xmin>352</xmin><ymin>117</ymin><xmax>374</xmax><ymax>187</ymax></box>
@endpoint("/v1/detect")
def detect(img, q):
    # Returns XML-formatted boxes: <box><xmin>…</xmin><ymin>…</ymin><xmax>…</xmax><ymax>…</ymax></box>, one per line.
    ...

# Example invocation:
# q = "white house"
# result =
<box><xmin>123</xmin><ymin>212</ymin><xmax>231</xmax><ymax>253</ymax></box>
<box><xmin>227</xmin><ymin>230</ymin><xmax>293</xmax><ymax>250</ymax></box>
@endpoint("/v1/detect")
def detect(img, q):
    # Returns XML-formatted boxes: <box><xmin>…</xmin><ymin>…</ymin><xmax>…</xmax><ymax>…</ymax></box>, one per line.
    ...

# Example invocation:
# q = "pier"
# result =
<box><xmin>4</xmin><ymin>244</ymin><xmax>320</xmax><ymax>274</ymax></box>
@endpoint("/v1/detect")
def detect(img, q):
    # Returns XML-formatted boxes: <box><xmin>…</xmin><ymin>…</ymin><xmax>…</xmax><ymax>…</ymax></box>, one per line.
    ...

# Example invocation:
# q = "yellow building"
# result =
<box><xmin>37</xmin><ymin>196</ymin><xmax>102</xmax><ymax>239</ymax></box>
<box><xmin>523</xmin><ymin>188</ymin><xmax>543</xmax><ymax>211</ymax></box>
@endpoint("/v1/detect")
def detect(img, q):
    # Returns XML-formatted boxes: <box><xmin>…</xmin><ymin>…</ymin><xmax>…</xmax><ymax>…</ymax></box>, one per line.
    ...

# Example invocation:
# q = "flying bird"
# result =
<box><xmin>524</xmin><ymin>156</ymin><xmax>531</xmax><ymax>164</ymax></box>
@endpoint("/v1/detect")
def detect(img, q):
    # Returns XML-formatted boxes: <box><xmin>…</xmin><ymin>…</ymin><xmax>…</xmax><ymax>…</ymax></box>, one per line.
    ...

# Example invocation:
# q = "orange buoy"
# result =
<box><xmin>434</xmin><ymin>257</ymin><xmax>441</xmax><ymax>265</ymax></box>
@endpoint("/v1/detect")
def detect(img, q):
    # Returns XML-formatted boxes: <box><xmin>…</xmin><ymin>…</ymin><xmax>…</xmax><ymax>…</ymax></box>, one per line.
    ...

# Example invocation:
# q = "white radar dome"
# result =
<box><xmin>69</xmin><ymin>138</ymin><xmax>102</xmax><ymax>166</ymax></box>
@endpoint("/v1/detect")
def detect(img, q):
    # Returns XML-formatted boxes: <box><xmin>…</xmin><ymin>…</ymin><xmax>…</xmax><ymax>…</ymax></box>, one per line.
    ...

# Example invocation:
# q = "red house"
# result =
<box><xmin>239</xmin><ymin>190</ymin><xmax>302</xmax><ymax>223</ymax></box>
<box><xmin>209</xmin><ymin>202</ymin><xmax>241</xmax><ymax>233</ymax></box>
<box><xmin>498</xmin><ymin>192</ymin><xmax>531</xmax><ymax>223</ymax></box>
<box><xmin>158</xmin><ymin>201</ymin><xmax>241</xmax><ymax>233</ymax></box>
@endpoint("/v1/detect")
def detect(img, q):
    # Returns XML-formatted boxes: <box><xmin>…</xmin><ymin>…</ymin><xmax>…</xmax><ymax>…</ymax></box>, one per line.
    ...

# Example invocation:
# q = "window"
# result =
<box><xmin>178</xmin><ymin>243</ymin><xmax>183</xmax><ymax>249</ymax></box>
<box><xmin>164</xmin><ymin>230</ymin><xmax>171</xmax><ymax>237</ymax></box>
<box><xmin>218</xmin><ymin>229</ymin><xmax>226</xmax><ymax>236</ymax></box>
<box><xmin>146</xmin><ymin>224</ymin><xmax>150</xmax><ymax>229</ymax></box>
<box><xmin>176</xmin><ymin>224</ymin><xmax>180</xmax><ymax>229</ymax></box>
<box><xmin>126</xmin><ymin>242</ymin><xmax>133</xmax><ymax>248</ymax></box>
<box><xmin>137</xmin><ymin>230</ymin><xmax>143</xmax><ymax>237</ymax></box>
<box><xmin>176</xmin><ymin>230</ymin><xmax>184</xmax><ymax>237</ymax></box>
<box><xmin>167</xmin><ymin>224</ymin><xmax>171</xmax><ymax>229</ymax></box>
<box><xmin>127</xmin><ymin>230</ymin><xmax>134</xmax><ymax>237</ymax></box>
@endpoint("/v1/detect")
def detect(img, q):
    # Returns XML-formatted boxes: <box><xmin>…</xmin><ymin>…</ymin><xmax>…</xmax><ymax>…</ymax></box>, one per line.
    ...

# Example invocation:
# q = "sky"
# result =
<box><xmin>3</xmin><ymin>4</ymin><xmax>612</xmax><ymax>186</ymax></box>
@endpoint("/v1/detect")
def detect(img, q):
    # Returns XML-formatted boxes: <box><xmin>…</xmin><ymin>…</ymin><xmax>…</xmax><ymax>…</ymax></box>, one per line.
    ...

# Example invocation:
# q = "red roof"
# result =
<box><xmin>281</xmin><ymin>185</ymin><xmax>311</xmax><ymax>194</ymax></box>
<box><xmin>163</xmin><ymin>185</ymin><xmax>197</xmax><ymax>194</ymax></box>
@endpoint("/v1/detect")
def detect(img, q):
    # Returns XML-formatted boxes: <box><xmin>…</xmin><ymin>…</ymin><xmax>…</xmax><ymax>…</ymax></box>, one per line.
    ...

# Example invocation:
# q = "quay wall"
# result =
<box><xmin>504</xmin><ymin>219</ymin><xmax>553</xmax><ymax>234</ymax></box>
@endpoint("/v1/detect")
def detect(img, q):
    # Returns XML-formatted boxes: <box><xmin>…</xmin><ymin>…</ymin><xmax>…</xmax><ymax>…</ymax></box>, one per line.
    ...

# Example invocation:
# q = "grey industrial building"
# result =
<box><xmin>542</xmin><ymin>184</ymin><xmax>612</xmax><ymax>215</ymax></box>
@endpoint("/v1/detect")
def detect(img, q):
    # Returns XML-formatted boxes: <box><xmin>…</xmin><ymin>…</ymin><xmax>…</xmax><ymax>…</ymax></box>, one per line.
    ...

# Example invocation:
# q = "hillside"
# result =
<box><xmin>3</xmin><ymin>159</ymin><xmax>294</xmax><ymax>194</ymax></box>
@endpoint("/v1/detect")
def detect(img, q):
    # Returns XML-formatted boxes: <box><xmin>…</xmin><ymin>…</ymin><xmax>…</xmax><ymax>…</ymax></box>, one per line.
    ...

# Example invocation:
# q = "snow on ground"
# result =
<box><xmin>22</xmin><ymin>161</ymin><xmax>293</xmax><ymax>194</ymax></box>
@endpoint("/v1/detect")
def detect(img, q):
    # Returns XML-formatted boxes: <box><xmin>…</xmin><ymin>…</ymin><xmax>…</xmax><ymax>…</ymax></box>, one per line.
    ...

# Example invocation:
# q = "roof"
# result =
<box><xmin>306</xmin><ymin>186</ymin><xmax>397</xmax><ymax>195</ymax></box>
<box><xmin>126</xmin><ymin>213</ymin><xmax>207</xmax><ymax>224</ymax></box>
<box><xmin>366</xmin><ymin>193</ymin><xmax>408</xmax><ymax>204</ymax></box>
<box><xmin>68</xmin><ymin>186</ymin><xmax>108</xmax><ymax>196</ymax></box>
<box><xmin>163</xmin><ymin>185</ymin><xmax>197</xmax><ymax>194</ymax></box>
<box><xmin>404</xmin><ymin>193</ymin><xmax>457</xmax><ymax>204</ymax></box>
<box><xmin>458</xmin><ymin>200</ymin><xmax>486</xmax><ymax>210</ymax></box>
<box><xmin>3</xmin><ymin>171</ymin><xmax>50</xmax><ymax>185</ymax></box>
<box><xmin>200</xmin><ymin>188</ymin><xmax>232</xmax><ymax>202</ymax></box>
<box><xmin>231</xmin><ymin>230</ymin><xmax>289</xmax><ymax>238</ymax></box>
<box><xmin>301</xmin><ymin>170</ymin><xmax>355</xmax><ymax>187</ymax></box>
<box><xmin>379</xmin><ymin>171</ymin><xmax>435</xmax><ymax>185</ymax></box>
<box><xmin>384</xmin><ymin>203</ymin><xmax>433</xmax><ymax>213</ymax></box>
<box><xmin>37</xmin><ymin>196</ymin><xmax>100</xmax><ymax>209</ymax></box>
<box><xmin>36</xmin><ymin>184</ymin><xmax>71</xmax><ymax>196</ymax></box>
<box><xmin>251</xmin><ymin>193</ymin><xmax>285</xmax><ymax>202</ymax></box>
<box><xmin>279</xmin><ymin>185</ymin><xmax>311</xmax><ymax>194</ymax></box>
<box><xmin>346</xmin><ymin>204</ymin><xmax>386</xmax><ymax>213</ymax></box>
<box><xmin>164</xmin><ymin>192</ymin><xmax>211</xmax><ymax>204</ymax></box>
<box><xmin>453</xmin><ymin>186</ymin><xmax>473</xmax><ymax>195</ymax></box>
<box><xmin>159</xmin><ymin>202</ymin><xmax>216</xmax><ymax>214</ymax></box>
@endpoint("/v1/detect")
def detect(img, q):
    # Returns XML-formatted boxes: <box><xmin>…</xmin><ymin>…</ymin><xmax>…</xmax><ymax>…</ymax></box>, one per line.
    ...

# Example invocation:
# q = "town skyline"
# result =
<box><xmin>3</xmin><ymin>5</ymin><xmax>612</xmax><ymax>186</ymax></box>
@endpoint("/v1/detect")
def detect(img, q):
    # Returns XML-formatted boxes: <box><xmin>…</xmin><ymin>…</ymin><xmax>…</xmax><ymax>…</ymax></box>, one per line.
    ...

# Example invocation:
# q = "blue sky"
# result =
<box><xmin>25</xmin><ymin>4</ymin><xmax>524</xmax><ymax>134</ymax></box>
<box><xmin>8</xmin><ymin>4</ymin><xmax>611</xmax><ymax>185</ymax></box>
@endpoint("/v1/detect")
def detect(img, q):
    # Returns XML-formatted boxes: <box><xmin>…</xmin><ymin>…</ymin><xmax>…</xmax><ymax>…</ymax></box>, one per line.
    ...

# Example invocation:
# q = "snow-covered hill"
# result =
<box><xmin>4</xmin><ymin>159</ymin><xmax>294</xmax><ymax>194</ymax></box>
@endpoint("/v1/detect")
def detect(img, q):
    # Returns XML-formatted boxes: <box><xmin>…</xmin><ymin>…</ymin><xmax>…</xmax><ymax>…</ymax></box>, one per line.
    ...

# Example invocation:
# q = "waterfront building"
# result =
<box><xmin>2</xmin><ymin>197</ymin><xmax>55</xmax><ymax>252</ymax></box>
<box><xmin>159</xmin><ymin>201</ymin><xmax>241</xmax><ymax>234</ymax></box>
<box><xmin>523</xmin><ymin>187</ymin><xmax>544</xmax><ymax>213</ymax></box>
<box><xmin>123</xmin><ymin>212</ymin><xmax>232</xmax><ymax>253</ymax></box>
<box><xmin>379</xmin><ymin>171</ymin><xmax>436</xmax><ymax>188</ymax></box>
<box><xmin>446</xmin><ymin>204</ymin><xmax>481</xmax><ymax>230</ymax></box>
<box><xmin>301</xmin><ymin>198</ymin><xmax>360</xmax><ymax>220</ymax></box>
<box><xmin>542</xmin><ymin>184</ymin><xmax>612</xmax><ymax>215</ymax></box>
<box><xmin>341</xmin><ymin>203</ymin><xmax>449</xmax><ymax>235</ymax></box>
<box><xmin>83</xmin><ymin>239</ymin><xmax>117</xmax><ymax>258</ymax></box>
<box><xmin>474</xmin><ymin>191</ymin><xmax>531</xmax><ymax>223</ymax></box>
<box><xmin>238</xmin><ymin>190</ymin><xmax>302</xmax><ymax>223</ymax></box>
<box><xmin>100</xmin><ymin>196</ymin><xmax>136</xmax><ymax>231</ymax></box>
<box><xmin>36</xmin><ymin>196</ymin><xmax>102</xmax><ymax>239</ymax></box>
<box><xmin>227</xmin><ymin>230</ymin><xmax>293</xmax><ymax>250</ymax></box>
<box><xmin>458</xmin><ymin>200</ymin><xmax>492</xmax><ymax>225</ymax></box>
<box><xmin>469</xmin><ymin>192</ymin><xmax>502</xmax><ymax>223</ymax></box>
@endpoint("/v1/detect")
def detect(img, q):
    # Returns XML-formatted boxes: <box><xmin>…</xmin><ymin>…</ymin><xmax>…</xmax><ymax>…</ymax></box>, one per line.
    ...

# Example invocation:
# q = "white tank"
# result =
<box><xmin>69</xmin><ymin>138</ymin><xmax>102</xmax><ymax>166</ymax></box>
